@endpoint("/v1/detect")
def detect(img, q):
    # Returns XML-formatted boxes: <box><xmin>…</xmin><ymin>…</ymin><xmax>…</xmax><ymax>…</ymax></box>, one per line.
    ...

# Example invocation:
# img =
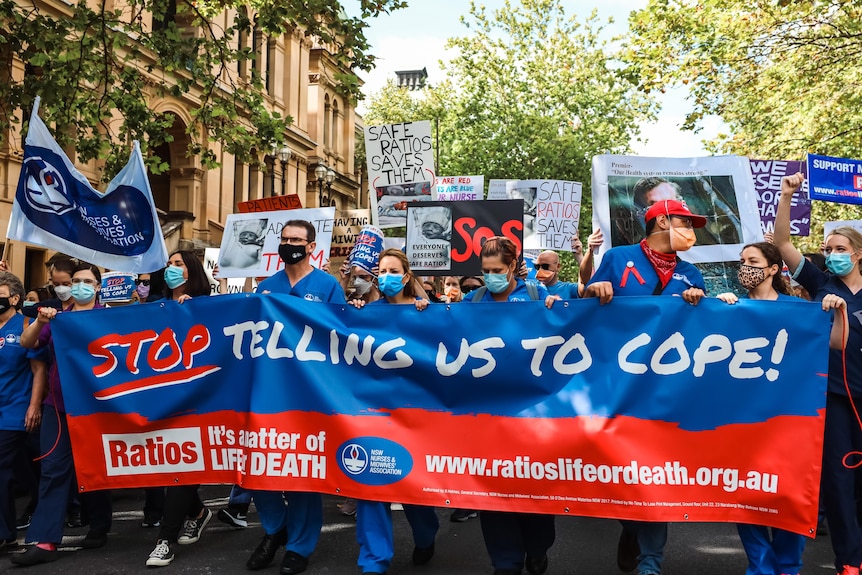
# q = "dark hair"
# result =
<box><xmin>283</xmin><ymin>220</ymin><xmax>316</xmax><ymax>243</ymax></box>
<box><xmin>742</xmin><ymin>242</ymin><xmax>791</xmax><ymax>295</ymax></box>
<box><xmin>165</xmin><ymin>250</ymin><xmax>211</xmax><ymax>299</ymax></box>
<box><xmin>459</xmin><ymin>275</ymin><xmax>485</xmax><ymax>291</ymax></box>
<box><xmin>72</xmin><ymin>261</ymin><xmax>101</xmax><ymax>284</ymax></box>
<box><xmin>633</xmin><ymin>177</ymin><xmax>680</xmax><ymax>208</ymax></box>
<box><xmin>377</xmin><ymin>248</ymin><xmax>417</xmax><ymax>299</ymax></box>
<box><xmin>29</xmin><ymin>286</ymin><xmax>54</xmax><ymax>302</ymax></box>
<box><xmin>50</xmin><ymin>257</ymin><xmax>78</xmax><ymax>278</ymax></box>
<box><xmin>480</xmin><ymin>236</ymin><xmax>519</xmax><ymax>267</ymax></box>
<box><xmin>803</xmin><ymin>252</ymin><xmax>827</xmax><ymax>272</ymax></box>
<box><xmin>0</xmin><ymin>271</ymin><xmax>25</xmax><ymax>310</ymax></box>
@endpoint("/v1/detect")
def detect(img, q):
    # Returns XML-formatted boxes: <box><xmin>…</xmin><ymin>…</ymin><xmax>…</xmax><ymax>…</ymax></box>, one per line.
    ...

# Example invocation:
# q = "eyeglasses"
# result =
<box><xmin>534</xmin><ymin>263</ymin><xmax>553</xmax><ymax>271</ymax></box>
<box><xmin>280</xmin><ymin>236</ymin><xmax>309</xmax><ymax>245</ymax></box>
<box><xmin>135</xmin><ymin>279</ymin><xmax>151</xmax><ymax>286</ymax></box>
<box><xmin>71</xmin><ymin>278</ymin><xmax>99</xmax><ymax>286</ymax></box>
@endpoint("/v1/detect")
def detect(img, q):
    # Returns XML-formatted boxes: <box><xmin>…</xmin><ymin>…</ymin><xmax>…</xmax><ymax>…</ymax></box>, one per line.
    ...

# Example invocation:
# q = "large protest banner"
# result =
<box><xmin>216</xmin><ymin>207</ymin><xmax>335</xmax><ymax>278</ymax></box>
<box><xmin>592</xmin><ymin>155</ymin><xmax>762</xmax><ymax>264</ymax></box>
<box><xmin>7</xmin><ymin>98</ymin><xmax>168</xmax><ymax>273</ymax></box>
<box><xmin>749</xmin><ymin>160</ymin><xmax>811</xmax><ymax>236</ymax></box>
<box><xmin>807</xmin><ymin>153</ymin><xmax>862</xmax><ymax>205</ymax></box>
<box><xmin>406</xmin><ymin>200</ymin><xmax>523</xmax><ymax>274</ymax></box>
<box><xmin>365</xmin><ymin>121</ymin><xmax>436</xmax><ymax>228</ymax></box>
<box><xmin>435</xmin><ymin>176</ymin><xmax>484</xmax><ymax>201</ymax></box>
<box><xmin>55</xmin><ymin>296</ymin><xmax>828</xmax><ymax>535</ymax></box>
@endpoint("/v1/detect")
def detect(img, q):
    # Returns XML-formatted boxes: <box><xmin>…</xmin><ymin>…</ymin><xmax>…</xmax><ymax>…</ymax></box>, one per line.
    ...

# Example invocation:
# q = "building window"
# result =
<box><xmin>323</xmin><ymin>94</ymin><xmax>330</xmax><ymax>151</ymax></box>
<box><xmin>331</xmin><ymin>98</ymin><xmax>339</xmax><ymax>154</ymax></box>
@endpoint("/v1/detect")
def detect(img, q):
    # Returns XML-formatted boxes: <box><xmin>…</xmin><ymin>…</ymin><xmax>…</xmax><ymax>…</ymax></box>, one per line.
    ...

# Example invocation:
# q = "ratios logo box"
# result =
<box><xmin>102</xmin><ymin>427</ymin><xmax>205</xmax><ymax>476</ymax></box>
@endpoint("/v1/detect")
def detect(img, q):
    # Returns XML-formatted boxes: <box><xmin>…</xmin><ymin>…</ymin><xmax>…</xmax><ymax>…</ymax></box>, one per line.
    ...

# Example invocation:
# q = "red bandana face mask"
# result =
<box><xmin>640</xmin><ymin>239</ymin><xmax>677</xmax><ymax>288</ymax></box>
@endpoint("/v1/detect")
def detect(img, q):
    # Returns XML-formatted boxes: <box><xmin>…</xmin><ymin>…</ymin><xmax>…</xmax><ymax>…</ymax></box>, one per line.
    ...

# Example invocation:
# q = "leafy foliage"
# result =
<box><xmin>0</xmin><ymin>0</ymin><xmax>406</xmax><ymax>178</ymax></box>
<box><xmin>624</xmin><ymin>0</ymin><xmax>862</xmax><ymax>251</ymax></box>
<box><xmin>364</xmin><ymin>0</ymin><xmax>656</xmax><ymax>278</ymax></box>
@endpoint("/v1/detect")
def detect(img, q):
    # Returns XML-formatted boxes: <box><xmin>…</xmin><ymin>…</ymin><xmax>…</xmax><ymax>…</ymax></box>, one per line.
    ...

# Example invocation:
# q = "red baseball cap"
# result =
<box><xmin>643</xmin><ymin>199</ymin><xmax>707</xmax><ymax>228</ymax></box>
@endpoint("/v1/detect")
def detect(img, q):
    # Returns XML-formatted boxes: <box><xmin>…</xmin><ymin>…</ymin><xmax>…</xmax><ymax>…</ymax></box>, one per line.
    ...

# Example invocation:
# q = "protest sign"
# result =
<box><xmin>487</xmin><ymin>179</ymin><xmax>512</xmax><ymax>200</ymax></box>
<box><xmin>100</xmin><ymin>272</ymin><xmax>137</xmax><ymax>303</ymax></box>
<box><xmin>486</xmin><ymin>180</ymin><xmax>582</xmax><ymax>250</ymax></box>
<box><xmin>7</xmin><ymin>97</ymin><xmax>168</xmax><ymax>273</ymax></box>
<box><xmin>823</xmin><ymin>220</ymin><xmax>862</xmax><ymax>240</ymax></box>
<box><xmin>347</xmin><ymin>225</ymin><xmax>384</xmax><ymax>275</ymax></box>
<box><xmin>406</xmin><ymin>200</ymin><xmax>524</xmax><ymax>274</ymax></box>
<box><xmin>55</xmin><ymin>295</ymin><xmax>828</xmax><ymax>536</ymax></box>
<box><xmin>807</xmin><ymin>153</ymin><xmax>862</xmax><ymax>205</ymax></box>
<box><xmin>204</xmin><ymin>248</ymin><xmax>248</xmax><ymax>295</ymax></box>
<box><xmin>365</xmin><ymin>121</ymin><xmax>436</xmax><ymax>228</ymax></box>
<box><xmin>435</xmin><ymin>176</ymin><xmax>484</xmax><ymax>201</ymax></box>
<box><xmin>237</xmin><ymin>195</ymin><xmax>302</xmax><ymax>213</ymax></box>
<box><xmin>216</xmin><ymin>207</ymin><xmax>335</xmax><ymax>278</ymax></box>
<box><xmin>592</xmin><ymin>155</ymin><xmax>762</xmax><ymax>264</ymax></box>
<box><xmin>329</xmin><ymin>209</ymin><xmax>372</xmax><ymax>275</ymax></box>
<box><xmin>749</xmin><ymin>160</ymin><xmax>811</xmax><ymax>236</ymax></box>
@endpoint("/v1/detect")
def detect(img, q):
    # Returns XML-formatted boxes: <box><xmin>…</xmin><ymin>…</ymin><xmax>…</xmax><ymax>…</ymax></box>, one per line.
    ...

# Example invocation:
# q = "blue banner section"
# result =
<box><xmin>54</xmin><ymin>295</ymin><xmax>829</xmax><ymax>432</ymax></box>
<box><xmin>6</xmin><ymin>97</ymin><xmax>169</xmax><ymax>273</ymax></box>
<box><xmin>807</xmin><ymin>153</ymin><xmax>862</xmax><ymax>205</ymax></box>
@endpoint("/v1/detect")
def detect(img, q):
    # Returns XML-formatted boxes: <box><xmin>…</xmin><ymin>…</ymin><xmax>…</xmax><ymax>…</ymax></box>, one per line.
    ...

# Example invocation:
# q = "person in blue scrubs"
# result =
<box><xmin>245</xmin><ymin>220</ymin><xmax>346</xmax><ymax>575</ymax></box>
<box><xmin>585</xmin><ymin>200</ymin><xmax>707</xmax><ymax>575</ymax></box>
<box><xmin>0</xmin><ymin>271</ymin><xmax>46</xmax><ymax>551</ymax></box>
<box><xmin>466</xmin><ymin>237</ymin><xmax>560</xmax><ymax>575</ymax></box>
<box><xmin>717</xmin><ymin>241</ymin><xmax>846</xmax><ymax>575</ymax></box>
<box><xmin>533</xmin><ymin>250</ymin><xmax>579</xmax><ymax>299</ymax></box>
<box><xmin>775</xmin><ymin>173</ymin><xmax>862</xmax><ymax>575</ymax></box>
<box><xmin>349</xmin><ymin>248</ymin><xmax>439</xmax><ymax>575</ymax></box>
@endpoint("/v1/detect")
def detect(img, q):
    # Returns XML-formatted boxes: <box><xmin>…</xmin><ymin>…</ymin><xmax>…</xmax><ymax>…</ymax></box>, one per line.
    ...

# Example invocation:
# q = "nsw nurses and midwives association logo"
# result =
<box><xmin>22</xmin><ymin>156</ymin><xmax>76</xmax><ymax>215</ymax></box>
<box><xmin>340</xmin><ymin>443</ymin><xmax>369</xmax><ymax>474</ymax></box>
<box><xmin>337</xmin><ymin>437</ymin><xmax>414</xmax><ymax>486</ymax></box>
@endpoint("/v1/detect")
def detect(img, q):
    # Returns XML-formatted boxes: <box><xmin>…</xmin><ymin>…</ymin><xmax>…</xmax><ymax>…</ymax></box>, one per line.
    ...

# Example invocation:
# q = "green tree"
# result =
<box><xmin>365</xmin><ymin>0</ymin><xmax>656</xmax><ymax>279</ymax></box>
<box><xmin>625</xmin><ymin>0</ymin><xmax>862</xmax><ymax>251</ymax></box>
<box><xmin>0</xmin><ymin>0</ymin><xmax>405</xmax><ymax>176</ymax></box>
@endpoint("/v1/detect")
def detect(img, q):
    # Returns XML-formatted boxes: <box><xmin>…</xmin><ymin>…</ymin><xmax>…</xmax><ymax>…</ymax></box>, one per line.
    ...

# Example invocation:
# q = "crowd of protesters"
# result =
<box><xmin>0</xmin><ymin>173</ymin><xmax>858</xmax><ymax>575</ymax></box>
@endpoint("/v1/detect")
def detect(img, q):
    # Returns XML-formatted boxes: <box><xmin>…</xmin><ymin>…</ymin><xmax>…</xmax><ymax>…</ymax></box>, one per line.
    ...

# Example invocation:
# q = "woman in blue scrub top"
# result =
<box><xmin>718</xmin><ymin>241</ymin><xmax>846</xmax><ymax>575</ymax></box>
<box><xmin>775</xmin><ymin>173</ymin><xmax>862</xmax><ymax>575</ymax></box>
<box><xmin>350</xmin><ymin>248</ymin><xmax>438</xmax><ymax>575</ymax></box>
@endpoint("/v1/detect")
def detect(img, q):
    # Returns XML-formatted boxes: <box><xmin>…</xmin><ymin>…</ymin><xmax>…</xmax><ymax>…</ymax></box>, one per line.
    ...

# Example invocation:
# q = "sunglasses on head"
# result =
<box><xmin>534</xmin><ymin>263</ymin><xmax>553</xmax><ymax>271</ymax></box>
<box><xmin>135</xmin><ymin>279</ymin><xmax>151</xmax><ymax>286</ymax></box>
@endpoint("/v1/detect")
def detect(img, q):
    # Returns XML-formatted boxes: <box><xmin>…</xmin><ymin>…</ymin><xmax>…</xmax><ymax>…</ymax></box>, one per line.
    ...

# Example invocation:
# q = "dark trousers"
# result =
<box><xmin>27</xmin><ymin>406</ymin><xmax>111</xmax><ymax>543</ymax></box>
<box><xmin>144</xmin><ymin>487</ymin><xmax>166</xmax><ymax>519</ymax></box>
<box><xmin>479</xmin><ymin>511</ymin><xmax>555</xmax><ymax>570</ymax></box>
<box><xmin>158</xmin><ymin>485</ymin><xmax>202</xmax><ymax>543</ymax></box>
<box><xmin>822</xmin><ymin>393</ymin><xmax>862</xmax><ymax>570</ymax></box>
<box><xmin>0</xmin><ymin>430</ymin><xmax>28</xmax><ymax>540</ymax></box>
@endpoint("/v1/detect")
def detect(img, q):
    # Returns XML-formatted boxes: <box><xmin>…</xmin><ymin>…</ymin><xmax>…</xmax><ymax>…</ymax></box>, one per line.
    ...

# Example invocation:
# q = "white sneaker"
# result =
<box><xmin>146</xmin><ymin>539</ymin><xmax>174</xmax><ymax>567</ymax></box>
<box><xmin>177</xmin><ymin>508</ymin><xmax>213</xmax><ymax>545</ymax></box>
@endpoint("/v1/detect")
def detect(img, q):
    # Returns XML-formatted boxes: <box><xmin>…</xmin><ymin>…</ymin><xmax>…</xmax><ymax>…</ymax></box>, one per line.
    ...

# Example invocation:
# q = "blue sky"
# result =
<box><xmin>352</xmin><ymin>0</ymin><xmax>721</xmax><ymax>157</ymax></box>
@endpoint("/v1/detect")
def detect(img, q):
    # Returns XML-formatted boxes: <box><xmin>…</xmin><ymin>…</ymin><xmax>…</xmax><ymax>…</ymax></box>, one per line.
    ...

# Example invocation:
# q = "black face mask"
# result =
<box><xmin>0</xmin><ymin>297</ymin><xmax>12</xmax><ymax>313</ymax></box>
<box><xmin>278</xmin><ymin>243</ymin><xmax>307</xmax><ymax>266</ymax></box>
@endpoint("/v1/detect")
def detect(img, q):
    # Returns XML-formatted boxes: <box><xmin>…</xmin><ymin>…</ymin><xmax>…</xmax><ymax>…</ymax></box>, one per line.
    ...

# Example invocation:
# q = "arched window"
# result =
<box><xmin>251</xmin><ymin>18</ymin><xmax>262</xmax><ymax>81</ymax></box>
<box><xmin>323</xmin><ymin>94</ymin><xmax>331</xmax><ymax>151</ymax></box>
<box><xmin>237</xmin><ymin>8</ymin><xmax>249</xmax><ymax>79</ymax></box>
<box><xmin>331</xmin><ymin>98</ymin><xmax>339</xmax><ymax>153</ymax></box>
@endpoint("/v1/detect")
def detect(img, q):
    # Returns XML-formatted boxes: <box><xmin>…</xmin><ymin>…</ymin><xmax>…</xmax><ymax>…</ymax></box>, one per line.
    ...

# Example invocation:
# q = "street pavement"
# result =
<box><xmin>0</xmin><ymin>486</ymin><xmax>841</xmax><ymax>574</ymax></box>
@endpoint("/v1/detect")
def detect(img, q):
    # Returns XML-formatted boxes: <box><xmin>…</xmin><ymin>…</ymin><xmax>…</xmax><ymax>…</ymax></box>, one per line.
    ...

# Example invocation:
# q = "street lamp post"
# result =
<box><xmin>268</xmin><ymin>143</ymin><xmax>277</xmax><ymax>197</ymax></box>
<box><xmin>315</xmin><ymin>163</ymin><xmax>336</xmax><ymax>206</ymax></box>
<box><xmin>279</xmin><ymin>146</ymin><xmax>292</xmax><ymax>195</ymax></box>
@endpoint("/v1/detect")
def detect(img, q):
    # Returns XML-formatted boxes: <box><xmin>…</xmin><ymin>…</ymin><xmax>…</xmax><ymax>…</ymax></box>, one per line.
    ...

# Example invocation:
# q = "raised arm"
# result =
<box><xmin>774</xmin><ymin>173</ymin><xmax>805</xmax><ymax>274</ymax></box>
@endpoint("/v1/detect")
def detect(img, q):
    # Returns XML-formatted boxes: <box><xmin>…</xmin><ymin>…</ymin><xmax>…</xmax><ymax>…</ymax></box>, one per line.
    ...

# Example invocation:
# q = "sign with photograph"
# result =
<box><xmin>204</xmin><ymin>248</ymin><xmax>248</xmax><ymax>295</ymax></box>
<box><xmin>435</xmin><ymin>175</ymin><xmax>484</xmax><ymax>201</ymax></box>
<box><xmin>406</xmin><ymin>200</ymin><xmax>523</xmax><ymax>275</ymax></box>
<box><xmin>487</xmin><ymin>179</ymin><xmax>582</xmax><ymax>251</ymax></box>
<box><xmin>216</xmin><ymin>207</ymin><xmax>335</xmax><ymax>278</ymax></box>
<box><xmin>591</xmin><ymin>155</ymin><xmax>762</xmax><ymax>264</ymax></box>
<box><xmin>365</xmin><ymin>121</ymin><xmax>436</xmax><ymax>229</ymax></box>
<box><xmin>749</xmin><ymin>160</ymin><xmax>810</xmax><ymax>236</ymax></box>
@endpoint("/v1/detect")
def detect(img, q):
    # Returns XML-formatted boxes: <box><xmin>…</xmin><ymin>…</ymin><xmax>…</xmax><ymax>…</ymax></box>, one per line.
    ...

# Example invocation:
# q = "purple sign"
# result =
<box><xmin>750</xmin><ymin>160</ymin><xmax>811</xmax><ymax>236</ymax></box>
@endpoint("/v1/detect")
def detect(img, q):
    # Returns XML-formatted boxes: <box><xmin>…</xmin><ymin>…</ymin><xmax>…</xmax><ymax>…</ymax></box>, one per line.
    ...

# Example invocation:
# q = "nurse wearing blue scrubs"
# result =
<box><xmin>350</xmin><ymin>248</ymin><xmax>439</xmax><ymax>575</ymax></box>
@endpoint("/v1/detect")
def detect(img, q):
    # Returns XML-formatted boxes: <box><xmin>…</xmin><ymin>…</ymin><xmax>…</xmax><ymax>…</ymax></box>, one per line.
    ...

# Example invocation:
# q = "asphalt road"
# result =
<box><xmin>0</xmin><ymin>487</ymin><xmax>842</xmax><ymax>574</ymax></box>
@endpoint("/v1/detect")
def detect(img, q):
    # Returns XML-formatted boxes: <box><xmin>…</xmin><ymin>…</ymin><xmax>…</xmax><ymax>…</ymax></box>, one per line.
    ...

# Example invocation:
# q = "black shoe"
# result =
<box><xmin>616</xmin><ymin>526</ymin><xmax>640</xmax><ymax>573</ymax></box>
<box><xmin>412</xmin><ymin>542</ymin><xmax>435</xmax><ymax>565</ymax></box>
<box><xmin>280</xmin><ymin>550</ymin><xmax>309</xmax><ymax>574</ymax></box>
<box><xmin>449</xmin><ymin>508</ymin><xmax>478</xmax><ymax>522</ymax></box>
<box><xmin>141</xmin><ymin>512</ymin><xmax>162</xmax><ymax>528</ymax></box>
<box><xmin>217</xmin><ymin>507</ymin><xmax>248</xmax><ymax>529</ymax></box>
<box><xmin>15</xmin><ymin>512</ymin><xmax>32</xmax><ymax>530</ymax></box>
<box><xmin>246</xmin><ymin>529</ymin><xmax>287</xmax><ymax>570</ymax></box>
<box><xmin>11</xmin><ymin>545</ymin><xmax>59</xmax><ymax>566</ymax></box>
<box><xmin>817</xmin><ymin>518</ymin><xmax>830</xmax><ymax>536</ymax></box>
<box><xmin>80</xmin><ymin>530</ymin><xmax>107</xmax><ymax>549</ymax></box>
<box><xmin>525</xmin><ymin>554</ymin><xmax>548</xmax><ymax>575</ymax></box>
<box><xmin>0</xmin><ymin>538</ymin><xmax>20</xmax><ymax>552</ymax></box>
<box><xmin>65</xmin><ymin>512</ymin><xmax>86</xmax><ymax>528</ymax></box>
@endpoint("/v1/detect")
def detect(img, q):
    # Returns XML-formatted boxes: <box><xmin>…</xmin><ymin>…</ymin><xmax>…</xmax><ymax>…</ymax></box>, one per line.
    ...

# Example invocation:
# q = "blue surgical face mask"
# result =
<box><xmin>826</xmin><ymin>253</ymin><xmax>855</xmax><ymax>277</ymax></box>
<box><xmin>164</xmin><ymin>265</ymin><xmax>187</xmax><ymax>289</ymax></box>
<box><xmin>484</xmin><ymin>273</ymin><xmax>511</xmax><ymax>294</ymax></box>
<box><xmin>70</xmin><ymin>282</ymin><xmax>96</xmax><ymax>304</ymax></box>
<box><xmin>378</xmin><ymin>273</ymin><xmax>405</xmax><ymax>297</ymax></box>
<box><xmin>22</xmin><ymin>301</ymin><xmax>37</xmax><ymax>307</ymax></box>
